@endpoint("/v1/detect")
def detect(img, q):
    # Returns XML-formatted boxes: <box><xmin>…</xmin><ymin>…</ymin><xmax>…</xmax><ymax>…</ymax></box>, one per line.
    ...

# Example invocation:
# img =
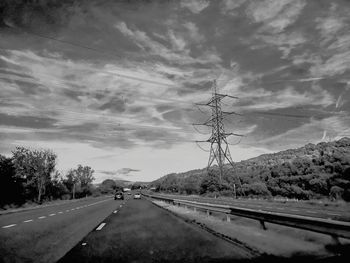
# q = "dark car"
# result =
<box><xmin>114</xmin><ymin>192</ymin><xmax>124</xmax><ymax>200</ymax></box>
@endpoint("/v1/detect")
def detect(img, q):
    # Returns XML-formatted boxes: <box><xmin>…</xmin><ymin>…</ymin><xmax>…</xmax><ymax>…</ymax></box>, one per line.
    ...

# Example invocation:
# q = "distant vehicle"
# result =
<box><xmin>134</xmin><ymin>193</ymin><xmax>141</xmax><ymax>199</ymax></box>
<box><xmin>127</xmin><ymin>192</ymin><xmax>131</xmax><ymax>195</ymax></box>
<box><xmin>114</xmin><ymin>192</ymin><xmax>124</xmax><ymax>200</ymax></box>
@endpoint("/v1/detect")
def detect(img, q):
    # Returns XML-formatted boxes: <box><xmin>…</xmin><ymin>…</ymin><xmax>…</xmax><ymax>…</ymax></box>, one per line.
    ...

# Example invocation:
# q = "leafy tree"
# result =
<box><xmin>0</xmin><ymin>155</ymin><xmax>25</xmax><ymax>207</ymax></box>
<box><xmin>100</xmin><ymin>179</ymin><xmax>117</xmax><ymax>193</ymax></box>
<box><xmin>46</xmin><ymin>171</ymin><xmax>69</xmax><ymax>200</ymax></box>
<box><xmin>64</xmin><ymin>165</ymin><xmax>95</xmax><ymax>198</ymax></box>
<box><xmin>200</xmin><ymin>171</ymin><xmax>220</xmax><ymax>194</ymax></box>
<box><xmin>12</xmin><ymin>147</ymin><xmax>56</xmax><ymax>203</ymax></box>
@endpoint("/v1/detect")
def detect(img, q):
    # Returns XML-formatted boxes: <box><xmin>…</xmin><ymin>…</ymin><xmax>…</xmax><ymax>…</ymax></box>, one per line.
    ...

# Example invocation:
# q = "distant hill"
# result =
<box><xmin>151</xmin><ymin>138</ymin><xmax>350</xmax><ymax>201</ymax></box>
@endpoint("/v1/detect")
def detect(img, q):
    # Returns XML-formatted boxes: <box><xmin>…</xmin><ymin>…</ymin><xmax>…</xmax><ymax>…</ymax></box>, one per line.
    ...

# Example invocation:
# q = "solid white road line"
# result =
<box><xmin>327</xmin><ymin>213</ymin><xmax>341</xmax><ymax>216</ymax></box>
<box><xmin>2</xmin><ymin>224</ymin><xmax>16</xmax><ymax>228</ymax></box>
<box><xmin>96</xmin><ymin>223</ymin><xmax>106</xmax><ymax>231</ymax></box>
<box><xmin>23</xmin><ymin>219</ymin><xmax>33</xmax><ymax>223</ymax></box>
<box><xmin>38</xmin><ymin>216</ymin><xmax>46</xmax><ymax>219</ymax></box>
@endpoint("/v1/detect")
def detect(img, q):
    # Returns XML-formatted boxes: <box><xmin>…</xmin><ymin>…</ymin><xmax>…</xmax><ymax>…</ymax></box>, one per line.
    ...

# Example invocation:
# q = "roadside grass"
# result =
<box><xmin>153</xmin><ymin>200</ymin><xmax>350</xmax><ymax>260</ymax></box>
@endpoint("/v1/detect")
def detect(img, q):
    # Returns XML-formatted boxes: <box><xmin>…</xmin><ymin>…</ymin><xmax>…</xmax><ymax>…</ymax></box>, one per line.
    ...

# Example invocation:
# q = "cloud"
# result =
<box><xmin>117</xmin><ymin>168</ymin><xmax>140</xmax><ymax>175</ymax></box>
<box><xmin>247</xmin><ymin>0</ymin><xmax>306</xmax><ymax>33</ymax></box>
<box><xmin>114</xmin><ymin>21</ymin><xmax>220</xmax><ymax>66</ymax></box>
<box><xmin>221</xmin><ymin>0</ymin><xmax>246</xmax><ymax>14</ymax></box>
<box><xmin>258</xmin><ymin>31</ymin><xmax>306</xmax><ymax>58</ymax></box>
<box><xmin>0</xmin><ymin>113</ymin><xmax>57</xmax><ymax>129</ymax></box>
<box><xmin>180</xmin><ymin>0</ymin><xmax>210</xmax><ymax>14</ymax></box>
<box><xmin>183</xmin><ymin>22</ymin><xmax>205</xmax><ymax>44</ymax></box>
<box><xmin>257</xmin><ymin>116</ymin><xmax>350</xmax><ymax>150</ymax></box>
<box><xmin>316</xmin><ymin>17</ymin><xmax>345</xmax><ymax>40</ymax></box>
<box><xmin>309</xmin><ymin>51</ymin><xmax>350</xmax><ymax>77</ymax></box>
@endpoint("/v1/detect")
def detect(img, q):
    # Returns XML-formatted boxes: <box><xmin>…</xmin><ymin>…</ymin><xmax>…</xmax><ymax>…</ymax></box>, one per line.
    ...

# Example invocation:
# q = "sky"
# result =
<box><xmin>0</xmin><ymin>0</ymin><xmax>349</xmax><ymax>183</ymax></box>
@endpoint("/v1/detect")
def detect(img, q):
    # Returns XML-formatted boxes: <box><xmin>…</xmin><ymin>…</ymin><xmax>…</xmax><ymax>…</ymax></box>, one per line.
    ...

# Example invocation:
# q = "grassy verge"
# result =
<box><xmin>153</xmin><ymin>200</ymin><xmax>350</xmax><ymax>261</ymax></box>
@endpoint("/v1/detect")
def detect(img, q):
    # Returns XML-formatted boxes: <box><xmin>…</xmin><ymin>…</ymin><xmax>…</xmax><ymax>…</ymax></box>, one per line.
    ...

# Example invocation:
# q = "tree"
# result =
<box><xmin>65</xmin><ymin>165</ymin><xmax>95</xmax><ymax>198</ymax></box>
<box><xmin>200</xmin><ymin>171</ymin><xmax>220</xmax><ymax>194</ymax></box>
<box><xmin>46</xmin><ymin>171</ymin><xmax>69</xmax><ymax>200</ymax></box>
<box><xmin>0</xmin><ymin>155</ymin><xmax>25</xmax><ymax>207</ymax></box>
<box><xmin>75</xmin><ymin>165</ymin><xmax>95</xmax><ymax>196</ymax></box>
<box><xmin>100</xmin><ymin>179</ymin><xmax>117</xmax><ymax>193</ymax></box>
<box><xmin>12</xmin><ymin>147</ymin><xmax>56</xmax><ymax>203</ymax></box>
<box><xmin>65</xmin><ymin>169</ymin><xmax>79</xmax><ymax>199</ymax></box>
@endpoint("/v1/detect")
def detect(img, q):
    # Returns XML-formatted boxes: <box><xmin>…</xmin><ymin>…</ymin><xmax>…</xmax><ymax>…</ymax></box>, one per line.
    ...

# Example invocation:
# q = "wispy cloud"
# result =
<box><xmin>180</xmin><ymin>0</ymin><xmax>210</xmax><ymax>14</ymax></box>
<box><xmin>247</xmin><ymin>0</ymin><xmax>306</xmax><ymax>33</ymax></box>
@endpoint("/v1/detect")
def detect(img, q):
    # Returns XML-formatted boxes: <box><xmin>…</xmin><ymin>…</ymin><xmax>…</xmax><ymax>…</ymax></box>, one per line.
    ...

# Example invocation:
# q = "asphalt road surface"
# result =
<box><xmin>58</xmin><ymin>198</ymin><xmax>253</xmax><ymax>263</ymax></box>
<box><xmin>154</xmin><ymin>194</ymin><xmax>350</xmax><ymax>222</ymax></box>
<box><xmin>0</xmin><ymin>195</ymin><xmax>122</xmax><ymax>263</ymax></box>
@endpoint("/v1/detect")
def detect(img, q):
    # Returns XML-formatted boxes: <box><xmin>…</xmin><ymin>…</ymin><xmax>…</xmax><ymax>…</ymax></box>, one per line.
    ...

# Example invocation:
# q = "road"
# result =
<box><xmin>153</xmin><ymin>194</ymin><xmax>350</xmax><ymax>222</ymax></box>
<box><xmin>0</xmin><ymin>195</ymin><xmax>122</xmax><ymax>263</ymax></box>
<box><xmin>58</xmin><ymin>198</ymin><xmax>253</xmax><ymax>263</ymax></box>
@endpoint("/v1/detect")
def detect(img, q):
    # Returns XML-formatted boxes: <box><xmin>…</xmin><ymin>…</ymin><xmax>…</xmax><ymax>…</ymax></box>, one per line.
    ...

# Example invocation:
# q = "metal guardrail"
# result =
<box><xmin>143</xmin><ymin>193</ymin><xmax>350</xmax><ymax>241</ymax></box>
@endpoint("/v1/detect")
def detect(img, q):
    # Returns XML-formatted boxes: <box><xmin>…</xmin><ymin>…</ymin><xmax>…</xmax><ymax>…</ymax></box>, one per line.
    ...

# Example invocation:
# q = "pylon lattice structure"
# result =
<box><xmin>194</xmin><ymin>80</ymin><xmax>244</xmax><ymax>193</ymax></box>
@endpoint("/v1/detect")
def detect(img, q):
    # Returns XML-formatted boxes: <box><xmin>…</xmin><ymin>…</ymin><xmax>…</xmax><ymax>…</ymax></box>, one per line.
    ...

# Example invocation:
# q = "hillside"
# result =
<box><xmin>151</xmin><ymin>138</ymin><xmax>350</xmax><ymax>201</ymax></box>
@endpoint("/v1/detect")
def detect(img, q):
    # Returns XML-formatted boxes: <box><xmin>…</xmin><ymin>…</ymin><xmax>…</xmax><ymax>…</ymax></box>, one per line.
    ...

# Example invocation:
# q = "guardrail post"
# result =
<box><xmin>226</xmin><ymin>215</ymin><xmax>231</xmax><ymax>222</ymax></box>
<box><xmin>206</xmin><ymin>210</ymin><xmax>210</xmax><ymax>217</ymax></box>
<box><xmin>260</xmin><ymin>220</ymin><xmax>267</xmax><ymax>230</ymax></box>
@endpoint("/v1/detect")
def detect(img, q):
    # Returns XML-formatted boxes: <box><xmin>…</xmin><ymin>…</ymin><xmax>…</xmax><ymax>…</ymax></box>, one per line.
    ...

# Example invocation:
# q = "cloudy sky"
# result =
<box><xmin>0</xmin><ymin>0</ymin><xmax>349</xmax><ymax>182</ymax></box>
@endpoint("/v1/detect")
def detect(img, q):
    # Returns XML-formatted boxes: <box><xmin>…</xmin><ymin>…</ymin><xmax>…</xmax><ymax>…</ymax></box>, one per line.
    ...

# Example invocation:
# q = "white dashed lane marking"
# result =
<box><xmin>1</xmin><ymin>198</ymin><xmax>113</xmax><ymax>229</ymax></box>
<box><xmin>96</xmin><ymin>223</ymin><xmax>106</xmax><ymax>231</ymax></box>
<box><xmin>2</xmin><ymin>224</ymin><xmax>16</xmax><ymax>228</ymax></box>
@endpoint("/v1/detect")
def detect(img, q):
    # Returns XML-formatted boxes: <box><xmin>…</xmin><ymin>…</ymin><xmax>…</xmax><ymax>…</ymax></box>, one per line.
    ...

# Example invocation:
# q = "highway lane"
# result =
<box><xmin>58</xmin><ymin>198</ymin><xmax>254</xmax><ymax>263</ymax></box>
<box><xmin>0</xmin><ymin>195</ymin><xmax>124</xmax><ymax>263</ymax></box>
<box><xmin>153</xmin><ymin>194</ymin><xmax>350</xmax><ymax>222</ymax></box>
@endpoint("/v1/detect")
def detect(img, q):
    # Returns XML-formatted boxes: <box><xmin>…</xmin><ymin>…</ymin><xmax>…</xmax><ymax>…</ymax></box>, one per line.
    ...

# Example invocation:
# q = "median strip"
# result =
<box><xmin>96</xmin><ymin>223</ymin><xmax>106</xmax><ymax>231</ymax></box>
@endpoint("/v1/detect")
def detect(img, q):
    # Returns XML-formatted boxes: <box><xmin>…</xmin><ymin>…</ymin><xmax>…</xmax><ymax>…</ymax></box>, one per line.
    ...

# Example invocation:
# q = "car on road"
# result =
<box><xmin>114</xmin><ymin>192</ymin><xmax>124</xmax><ymax>200</ymax></box>
<box><xmin>134</xmin><ymin>193</ymin><xmax>141</xmax><ymax>199</ymax></box>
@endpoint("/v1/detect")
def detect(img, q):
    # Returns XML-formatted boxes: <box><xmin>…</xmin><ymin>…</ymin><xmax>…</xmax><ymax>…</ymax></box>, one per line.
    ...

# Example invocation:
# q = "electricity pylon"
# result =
<box><xmin>194</xmin><ymin>80</ymin><xmax>244</xmax><ymax>193</ymax></box>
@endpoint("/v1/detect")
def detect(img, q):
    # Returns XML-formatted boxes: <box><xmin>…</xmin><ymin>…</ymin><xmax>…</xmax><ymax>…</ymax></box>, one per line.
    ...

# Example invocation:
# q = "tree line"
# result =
<box><xmin>151</xmin><ymin>138</ymin><xmax>350</xmax><ymax>201</ymax></box>
<box><xmin>0</xmin><ymin>146</ymin><xmax>96</xmax><ymax>209</ymax></box>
